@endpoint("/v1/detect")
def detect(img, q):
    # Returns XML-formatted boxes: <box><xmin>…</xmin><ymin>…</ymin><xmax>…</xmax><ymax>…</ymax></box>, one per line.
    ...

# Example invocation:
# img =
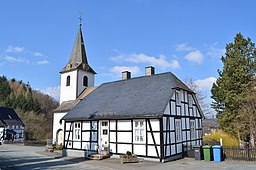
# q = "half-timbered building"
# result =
<box><xmin>53</xmin><ymin>25</ymin><xmax>203</xmax><ymax>162</ymax></box>
<box><xmin>0</xmin><ymin>107</ymin><xmax>25</xmax><ymax>142</ymax></box>
<box><xmin>62</xmin><ymin>68</ymin><xmax>203</xmax><ymax>162</ymax></box>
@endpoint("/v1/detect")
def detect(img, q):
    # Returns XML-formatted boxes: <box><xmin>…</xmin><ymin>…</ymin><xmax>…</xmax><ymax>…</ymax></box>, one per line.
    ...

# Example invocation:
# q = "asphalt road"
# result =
<box><xmin>1</xmin><ymin>144</ymin><xmax>256</xmax><ymax>170</ymax></box>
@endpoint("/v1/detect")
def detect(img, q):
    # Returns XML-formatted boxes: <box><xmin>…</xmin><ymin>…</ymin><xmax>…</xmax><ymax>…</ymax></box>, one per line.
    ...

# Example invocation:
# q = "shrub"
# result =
<box><xmin>203</xmin><ymin>131</ymin><xmax>239</xmax><ymax>147</ymax></box>
<box><xmin>56</xmin><ymin>145</ymin><xmax>63</xmax><ymax>150</ymax></box>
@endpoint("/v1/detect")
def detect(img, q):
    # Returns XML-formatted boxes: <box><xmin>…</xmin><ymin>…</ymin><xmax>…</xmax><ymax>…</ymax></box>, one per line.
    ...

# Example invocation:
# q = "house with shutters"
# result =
<box><xmin>53</xmin><ymin>24</ymin><xmax>204</xmax><ymax>162</ymax></box>
<box><xmin>0</xmin><ymin>107</ymin><xmax>25</xmax><ymax>142</ymax></box>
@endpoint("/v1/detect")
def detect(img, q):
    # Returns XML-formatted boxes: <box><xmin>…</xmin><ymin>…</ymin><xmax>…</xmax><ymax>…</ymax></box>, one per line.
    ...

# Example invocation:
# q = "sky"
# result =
<box><xmin>0</xmin><ymin>0</ymin><xmax>256</xmax><ymax>111</ymax></box>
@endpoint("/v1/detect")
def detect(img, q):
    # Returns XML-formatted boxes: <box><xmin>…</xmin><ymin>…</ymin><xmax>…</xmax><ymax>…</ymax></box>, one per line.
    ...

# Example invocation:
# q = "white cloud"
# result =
<box><xmin>194</xmin><ymin>77</ymin><xmax>217</xmax><ymax>91</ymax></box>
<box><xmin>41</xmin><ymin>86</ymin><xmax>60</xmax><ymax>101</ymax></box>
<box><xmin>111</xmin><ymin>53</ymin><xmax>180</xmax><ymax>69</ymax></box>
<box><xmin>206</xmin><ymin>45</ymin><xmax>225</xmax><ymax>58</ymax></box>
<box><xmin>175</xmin><ymin>43</ymin><xmax>195</xmax><ymax>51</ymax></box>
<box><xmin>5</xmin><ymin>45</ymin><xmax>25</xmax><ymax>52</ymax></box>
<box><xmin>5</xmin><ymin>56</ymin><xmax>29</xmax><ymax>63</ymax></box>
<box><xmin>36</xmin><ymin>60</ymin><xmax>49</xmax><ymax>65</ymax></box>
<box><xmin>110</xmin><ymin>66</ymin><xmax>140</xmax><ymax>76</ymax></box>
<box><xmin>33</xmin><ymin>52</ymin><xmax>44</xmax><ymax>57</ymax></box>
<box><xmin>184</xmin><ymin>50</ymin><xmax>203</xmax><ymax>64</ymax></box>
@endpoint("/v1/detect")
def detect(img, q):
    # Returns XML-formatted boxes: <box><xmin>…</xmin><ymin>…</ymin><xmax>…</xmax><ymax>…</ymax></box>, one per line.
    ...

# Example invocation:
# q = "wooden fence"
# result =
<box><xmin>223</xmin><ymin>147</ymin><xmax>256</xmax><ymax>161</ymax></box>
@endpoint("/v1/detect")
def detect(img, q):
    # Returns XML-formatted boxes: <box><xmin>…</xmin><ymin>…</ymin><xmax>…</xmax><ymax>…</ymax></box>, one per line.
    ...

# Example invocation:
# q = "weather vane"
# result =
<box><xmin>78</xmin><ymin>11</ymin><xmax>83</xmax><ymax>28</ymax></box>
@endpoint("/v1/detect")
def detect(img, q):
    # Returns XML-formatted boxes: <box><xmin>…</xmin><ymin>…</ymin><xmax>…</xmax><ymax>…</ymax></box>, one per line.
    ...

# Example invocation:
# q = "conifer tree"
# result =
<box><xmin>211</xmin><ymin>33</ymin><xmax>256</xmax><ymax>140</ymax></box>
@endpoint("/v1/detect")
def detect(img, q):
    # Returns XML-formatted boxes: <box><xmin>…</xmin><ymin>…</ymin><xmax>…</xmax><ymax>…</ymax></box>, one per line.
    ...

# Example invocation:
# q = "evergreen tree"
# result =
<box><xmin>211</xmin><ymin>33</ymin><xmax>256</xmax><ymax>140</ymax></box>
<box><xmin>0</xmin><ymin>76</ymin><xmax>11</xmax><ymax>106</ymax></box>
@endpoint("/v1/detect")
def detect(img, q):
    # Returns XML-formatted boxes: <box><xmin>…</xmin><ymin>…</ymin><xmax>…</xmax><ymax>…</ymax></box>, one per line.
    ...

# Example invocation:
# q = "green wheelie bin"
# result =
<box><xmin>203</xmin><ymin>145</ymin><xmax>213</xmax><ymax>161</ymax></box>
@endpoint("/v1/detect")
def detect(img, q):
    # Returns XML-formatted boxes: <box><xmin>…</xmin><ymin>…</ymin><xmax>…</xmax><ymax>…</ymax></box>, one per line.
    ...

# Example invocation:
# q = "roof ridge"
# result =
<box><xmin>100</xmin><ymin>72</ymin><xmax>172</xmax><ymax>86</ymax></box>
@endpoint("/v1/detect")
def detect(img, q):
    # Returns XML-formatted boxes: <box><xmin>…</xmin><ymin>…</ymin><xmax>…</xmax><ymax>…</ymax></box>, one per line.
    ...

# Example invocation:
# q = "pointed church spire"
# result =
<box><xmin>61</xmin><ymin>22</ymin><xmax>96</xmax><ymax>74</ymax></box>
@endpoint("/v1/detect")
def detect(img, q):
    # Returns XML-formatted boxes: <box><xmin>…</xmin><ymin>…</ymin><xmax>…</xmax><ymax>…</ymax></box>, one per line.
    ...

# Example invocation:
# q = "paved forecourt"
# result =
<box><xmin>1</xmin><ymin>144</ymin><xmax>256</xmax><ymax>170</ymax></box>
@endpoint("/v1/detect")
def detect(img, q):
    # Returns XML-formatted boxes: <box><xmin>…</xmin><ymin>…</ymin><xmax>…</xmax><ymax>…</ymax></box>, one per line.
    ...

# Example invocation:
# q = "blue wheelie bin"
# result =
<box><xmin>212</xmin><ymin>145</ymin><xmax>223</xmax><ymax>162</ymax></box>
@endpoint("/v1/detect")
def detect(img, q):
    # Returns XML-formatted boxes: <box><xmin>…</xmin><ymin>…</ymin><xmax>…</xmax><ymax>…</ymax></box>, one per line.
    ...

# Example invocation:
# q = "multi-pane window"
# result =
<box><xmin>176</xmin><ymin>91</ymin><xmax>181</xmax><ymax>105</ymax></box>
<box><xmin>74</xmin><ymin>122</ymin><xmax>81</xmax><ymax>140</ymax></box>
<box><xmin>66</xmin><ymin>76</ymin><xmax>70</xmax><ymax>86</ymax></box>
<box><xmin>175</xmin><ymin>119</ymin><xmax>182</xmax><ymax>142</ymax></box>
<box><xmin>134</xmin><ymin>120</ymin><xmax>145</xmax><ymax>142</ymax></box>
<box><xmin>190</xmin><ymin>120</ymin><xmax>196</xmax><ymax>139</ymax></box>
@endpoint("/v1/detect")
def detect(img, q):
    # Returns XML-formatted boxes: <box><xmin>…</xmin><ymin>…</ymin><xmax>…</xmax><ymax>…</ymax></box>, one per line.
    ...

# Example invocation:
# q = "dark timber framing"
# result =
<box><xmin>63</xmin><ymin>89</ymin><xmax>203</xmax><ymax>162</ymax></box>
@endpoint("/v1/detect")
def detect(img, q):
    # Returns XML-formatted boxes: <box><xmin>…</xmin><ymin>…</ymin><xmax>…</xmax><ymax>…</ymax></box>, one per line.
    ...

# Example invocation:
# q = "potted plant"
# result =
<box><xmin>120</xmin><ymin>151</ymin><xmax>138</xmax><ymax>164</ymax></box>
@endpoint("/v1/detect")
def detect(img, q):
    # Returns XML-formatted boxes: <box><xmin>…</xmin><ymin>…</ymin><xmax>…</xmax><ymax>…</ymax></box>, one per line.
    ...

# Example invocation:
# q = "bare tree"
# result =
<box><xmin>184</xmin><ymin>78</ymin><xmax>213</xmax><ymax>118</ymax></box>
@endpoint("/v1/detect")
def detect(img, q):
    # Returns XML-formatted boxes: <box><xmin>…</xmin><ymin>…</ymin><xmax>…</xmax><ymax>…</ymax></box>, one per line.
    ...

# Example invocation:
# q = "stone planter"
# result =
<box><xmin>120</xmin><ymin>155</ymin><xmax>138</xmax><ymax>164</ymax></box>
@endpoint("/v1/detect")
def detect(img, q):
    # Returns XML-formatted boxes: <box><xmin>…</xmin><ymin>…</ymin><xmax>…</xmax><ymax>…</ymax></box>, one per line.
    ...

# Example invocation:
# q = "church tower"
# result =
<box><xmin>59</xmin><ymin>26</ymin><xmax>96</xmax><ymax>104</ymax></box>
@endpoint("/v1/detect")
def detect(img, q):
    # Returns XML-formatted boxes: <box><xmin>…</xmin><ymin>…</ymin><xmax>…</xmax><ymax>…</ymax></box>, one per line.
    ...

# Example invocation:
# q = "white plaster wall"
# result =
<box><xmin>184</xmin><ymin>91</ymin><xmax>188</xmax><ymax>102</ymax></box>
<box><xmin>147</xmin><ymin>145</ymin><xmax>160</xmax><ymax>157</ymax></box>
<box><xmin>117</xmin><ymin>120</ymin><xmax>131</xmax><ymax>130</ymax></box>
<box><xmin>77</xmin><ymin>70</ymin><xmax>95</xmax><ymax>95</ymax></box>
<box><xmin>82</xmin><ymin>121</ymin><xmax>90</xmax><ymax>130</ymax></box>
<box><xmin>82</xmin><ymin>132</ymin><xmax>90</xmax><ymax>141</ymax></box>
<box><xmin>91</xmin><ymin>131</ymin><xmax>97</xmax><ymax>141</ymax></box>
<box><xmin>170</xmin><ymin>132</ymin><xmax>175</xmax><ymax>143</ymax></box>
<box><xmin>73</xmin><ymin>141</ymin><xmax>81</xmax><ymax>149</ymax></box>
<box><xmin>185</xmin><ymin>105</ymin><xmax>189</xmax><ymax>116</ymax></box>
<box><xmin>82</xmin><ymin>142</ymin><xmax>90</xmax><ymax>150</ymax></box>
<box><xmin>182</xmin><ymin>131</ymin><xmax>186</xmax><ymax>141</ymax></box>
<box><xmin>117</xmin><ymin>132</ymin><xmax>132</xmax><ymax>143</ymax></box>
<box><xmin>60</xmin><ymin>71</ymin><xmax>78</xmax><ymax>104</ymax></box>
<box><xmin>110</xmin><ymin>132</ymin><xmax>116</xmax><ymax>142</ymax></box>
<box><xmin>171</xmin><ymin>101</ymin><xmax>176</xmax><ymax>115</ymax></box>
<box><xmin>180</xmin><ymin>90</ymin><xmax>184</xmax><ymax>102</ymax></box>
<box><xmin>117</xmin><ymin>144</ymin><xmax>132</xmax><ymax>154</ymax></box>
<box><xmin>147</xmin><ymin>132</ymin><xmax>160</xmax><ymax>145</ymax></box>
<box><xmin>163</xmin><ymin>103</ymin><xmax>170</xmax><ymax>115</ymax></box>
<box><xmin>110</xmin><ymin>120</ymin><xmax>116</xmax><ymax>130</ymax></box>
<box><xmin>109</xmin><ymin>143</ymin><xmax>116</xmax><ymax>153</ymax></box>
<box><xmin>171</xmin><ymin>145</ymin><xmax>176</xmax><ymax>155</ymax></box>
<box><xmin>66</xmin><ymin>122</ymin><xmax>72</xmax><ymax>130</ymax></box>
<box><xmin>177</xmin><ymin>143</ymin><xmax>182</xmax><ymax>153</ymax></box>
<box><xmin>53</xmin><ymin>112</ymin><xmax>67</xmax><ymax>143</ymax></box>
<box><xmin>134</xmin><ymin>144</ymin><xmax>146</xmax><ymax>155</ymax></box>
<box><xmin>177</xmin><ymin>107</ymin><xmax>181</xmax><ymax>116</ymax></box>
<box><xmin>170</xmin><ymin>117</ymin><xmax>174</xmax><ymax>130</ymax></box>
<box><xmin>147</xmin><ymin>119</ymin><xmax>159</xmax><ymax>131</ymax></box>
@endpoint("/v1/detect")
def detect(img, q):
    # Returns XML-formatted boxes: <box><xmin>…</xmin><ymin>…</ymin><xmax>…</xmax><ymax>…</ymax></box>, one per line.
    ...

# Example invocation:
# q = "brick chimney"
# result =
<box><xmin>145</xmin><ymin>66</ymin><xmax>155</xmax><ymax>76</ymax></box>
<box><xmin>122</xmin><ymin>71</ymin><xmax>131</xmax><ymax>80</ymax></box>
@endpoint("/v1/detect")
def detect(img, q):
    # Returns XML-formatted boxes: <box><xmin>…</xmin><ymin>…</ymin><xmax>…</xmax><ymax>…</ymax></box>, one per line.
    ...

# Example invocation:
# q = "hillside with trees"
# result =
<box><xmin>211</xmin><ymin>33</ymin><xmax>256</xmax><ymax>147</ymax></box>
<box><xmin>0</xmin><ymin>76</ymin><xmax>59</xmax><ymax>141</ymax></box>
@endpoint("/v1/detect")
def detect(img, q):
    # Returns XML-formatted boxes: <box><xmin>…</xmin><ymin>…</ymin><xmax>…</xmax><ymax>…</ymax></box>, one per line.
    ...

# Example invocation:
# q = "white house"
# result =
<box><xmin>0</xmin><ymin>107</ymin><xmax>25</xmax><ymax>142</ymax></box>
<box><xmin>53</xmin><ymin>25</ymin><xmax>204</xmax><ymax>162</ymax></box>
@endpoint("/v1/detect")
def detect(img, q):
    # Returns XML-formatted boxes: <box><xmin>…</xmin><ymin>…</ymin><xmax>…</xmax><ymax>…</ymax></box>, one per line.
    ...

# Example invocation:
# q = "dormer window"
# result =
<box><xmin>66</xmin><ymin>76</ymin><xmax>70</xmax><ymax>86</ymax></box>
<box><xmin>83</xmin><ymin>76</ymin><xmax>88</xmax><ymax>87</ymax></box>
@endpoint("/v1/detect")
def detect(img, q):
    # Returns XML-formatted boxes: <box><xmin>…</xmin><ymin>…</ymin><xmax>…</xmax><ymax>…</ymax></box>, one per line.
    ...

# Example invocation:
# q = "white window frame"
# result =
<box><xmin>190</xmin><ymin>120</ymin><xmax>196</xmax><ymax>139</ymax></box>
<box><xmin>133</xmin><ymin>120</ymin><xmax>145</xmax><ymax>143</ymax></box>
<box><xmin>74</xmin><ymin>122</ymin><xmax>81</xmax><ymax>140</ymax></box>
<box><xmin>175</xmin><ymin>119</ymin><xmax>182</xmax><ymax>142</ymax></box>
<box><xmin>176</xmin><ymin>91</ymin><xmax>181</xmax><ymax>105</ymax></box>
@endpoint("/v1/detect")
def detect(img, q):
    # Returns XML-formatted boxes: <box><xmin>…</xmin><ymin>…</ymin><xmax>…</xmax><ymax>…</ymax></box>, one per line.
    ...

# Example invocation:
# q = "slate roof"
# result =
<box><xmin>54</xmin><ymin>87</ymin><xmax>97</xmax><ymax>113</ymax></box>
<box><xmin>60</xmin><ymin>28</ymin><xmax>96</xmax><ymax>74</ymax></box>
<box><xmin>0</xmin><ymin>107</ymin><xmax>24</xmax><ymax>127</ymax></box>
<box><xmin>63</xmin><ymin>72</ymin><xmax>194</xmax><ymax>121</ymax></box>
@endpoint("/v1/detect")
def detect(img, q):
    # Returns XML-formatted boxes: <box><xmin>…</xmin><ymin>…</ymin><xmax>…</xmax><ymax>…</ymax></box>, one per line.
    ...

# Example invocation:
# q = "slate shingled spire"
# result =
<box><xmin>61</xmin><ymin>27</ymin><xmax>96</xmax><ymax>74</ymax></box>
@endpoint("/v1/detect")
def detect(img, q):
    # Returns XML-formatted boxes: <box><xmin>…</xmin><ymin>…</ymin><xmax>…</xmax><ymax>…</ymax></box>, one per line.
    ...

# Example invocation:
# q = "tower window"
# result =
<box><xmin>66</xmin><ymin>76</ymin><xmax>70</xmax><ymax>86</ymax></box>
<box><xmin>83</xmin><ymin>76</ymin><xmax>88</xmax><ymax>87</ymax></box>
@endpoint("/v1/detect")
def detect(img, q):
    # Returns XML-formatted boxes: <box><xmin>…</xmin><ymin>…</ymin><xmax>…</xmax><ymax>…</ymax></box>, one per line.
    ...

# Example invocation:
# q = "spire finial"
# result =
<box><xmin>78</xmin><ymin>11</ymin><xmax>83</xmax><ymax>29</ymax></box>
